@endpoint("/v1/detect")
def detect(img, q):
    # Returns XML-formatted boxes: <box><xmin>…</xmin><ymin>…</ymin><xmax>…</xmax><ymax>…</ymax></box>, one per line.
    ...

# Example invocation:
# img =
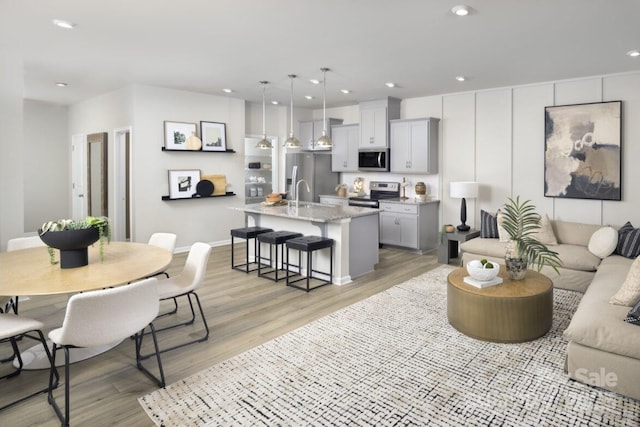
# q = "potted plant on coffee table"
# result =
<box><xmin>39</xmin><ymin>216</ymin><xmax>110</xmax><ymax>268</ymax></box>
<box><xmin>500</xmin><ymin>196</ymin><xmax>562</xmax><ymax>280</ymax></box>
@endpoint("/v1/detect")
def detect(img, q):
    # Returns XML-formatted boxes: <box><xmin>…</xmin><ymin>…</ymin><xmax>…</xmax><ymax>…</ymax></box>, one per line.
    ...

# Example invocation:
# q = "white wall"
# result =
<box><xmin>23</xmin><ymin>100</ymin><xmax>69</xmax><ymax>231</ymax></box>
<box><xmin>131</xmin><ymin>85</ymin><xmax>246</xmax><ymax>249</ymax></box>
<box><xmin>0</xmin><ymin>50</ymin><xmax>24</xmax><ymax>250</ymax></box>
<box><xmin>440</xmin><ymin>72</ymin><xmax>640</xmax><ymax>229</ymax></box>
<box><xmin>321</xmin><ymin>71</ymin><xmax>640</xmax><ymax>231</ymax></box>
<box><xmin>68</xmin><ymin>86</ymin><xmax>134</xmax><ymax>229</ymax></box>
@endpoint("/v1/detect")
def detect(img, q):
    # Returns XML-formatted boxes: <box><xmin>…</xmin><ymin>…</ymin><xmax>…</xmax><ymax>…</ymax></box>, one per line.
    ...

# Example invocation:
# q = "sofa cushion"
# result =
<box><xmin>588</xmin><ymin>226</ymin><xmax>618</xmax><ymax>259</ymax></box>
<box><xmin>610</xmin><ymin>255</ymin><xmax>640</xmax><ymax>306</ymax></box>
<box><xmin>480</xmin><ymin>210</ymin><xmax>499</xmax><ymax>238</ymax></box>
<box><xmin>460</xmin><ymin>238</ymin><xmax>507</xmax><ymax>260</ymax></box>
<box><xmin>625</xmin><ymin>299</ymin><xmax>640</xmax><ymax>325</ymax></box>
<box><xmin>533</xmin><ymin>213</ymin><xmax>557</xmax><ymax>245</ymax></box>
<box><xmin>551</xmin><ymin>244</ymin><xmax>601</xmax><ymax>271</ymax></box>
<box><xmin>551</xmin><ymin>220</ymin><xmax>602</xmax><ymax>246</ymax></box>
<box><xmin>460</xmin><ymin>238</ymin><xmax>600</xmax><ymax>272</ymax></box>
<box><xmin>564</xmin><ymin>256</ymin><xmax>640</xmax><ymax>360</ymax></box>
<box><xmin>616</xmin><ymin>222</ymin><xmax>640</xmax><ymax>259</ymax></box>
<box><xmin>496</xmin><ymin>211</ymin><xmax>509</xmax><ymax>242</ymax></box>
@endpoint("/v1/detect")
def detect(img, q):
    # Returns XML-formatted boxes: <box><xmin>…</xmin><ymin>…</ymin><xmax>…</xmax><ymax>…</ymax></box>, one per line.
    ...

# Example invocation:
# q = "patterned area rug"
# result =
<box><xmin>139</xmin><ymin>266</ymin><xmax>640</xmax><ymax>426</ymax></box>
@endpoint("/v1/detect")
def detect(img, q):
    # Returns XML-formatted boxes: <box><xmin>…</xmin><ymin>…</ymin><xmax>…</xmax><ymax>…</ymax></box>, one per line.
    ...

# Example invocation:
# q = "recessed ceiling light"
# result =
<box><xmin>52</xmin><ymin>19</ymin><xmax>76</xmax><ymax>29</ymax></box>
<box><xmin>340</xmin><ymin>89</ymin><xmax>351</xmax><ymax>94</ymax></box>
<box><xmin>222</xmin><ymin>88</ymin><xmax>233</xmax><ymax>93</ymax></box>
<box><xmin>271</xmin><ymin>101</ymin><xmax>279</xmax><ymax>105</ymax></box>
<box><xmin>451</xmin><ymin>5</ymin><xmax>470</xmax><ymax>16</ymax></box>
<box><xmin>309</xmin><ymin>79</ymin><xmax>320</xmax><ymax>85</ymax></box>
<box><xmin>55</xmin><ymin>82</ymin><xmax>68</xmax><ymax>87</ymax></box>
<box><xmin>455</xmin><ymin>76</ymin><xmax>466</xmax><ymax>82</ymax></box>
<box><xmin>304</xmin><ymin>95</ymin><xmax>313</xmax><ymax>100</ymax></box>
<box><xmin>385</xmin><ymin>82</ymin><xmax>396</xmax><ymax>88</ymax></box>
<box><xmin>627</xmin><ymin>50</ymin><xmax>640</xmax><ymax>57</ymax></box>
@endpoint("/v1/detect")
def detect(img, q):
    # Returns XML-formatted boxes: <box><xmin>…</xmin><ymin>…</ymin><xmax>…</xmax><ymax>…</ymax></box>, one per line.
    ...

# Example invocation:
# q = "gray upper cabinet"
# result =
<box><xmin>358</xmin><ymin>98</ymin><xmax>400</xmax><ymax>149</ymax></box>
<box><xmin>390</xmin><ymin>117</ymin><xmax>439</xmax><ymax>174</ymax></box>
<box><xmin>299</xmin><ymin>118</ymin><xmax>343</xmax><ymax>151</ymax></box>
<box><xmin>331</xmin><ymin>124</ymin><xmax>359</xmax><ymax>172</ymax></box>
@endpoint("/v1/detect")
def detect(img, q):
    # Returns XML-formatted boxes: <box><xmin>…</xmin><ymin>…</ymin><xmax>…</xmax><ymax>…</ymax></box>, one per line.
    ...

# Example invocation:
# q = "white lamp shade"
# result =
<box><xmin>450</xmin><ymin>181</ymin><xmax>478</xmax><ymax>198</ymax></box>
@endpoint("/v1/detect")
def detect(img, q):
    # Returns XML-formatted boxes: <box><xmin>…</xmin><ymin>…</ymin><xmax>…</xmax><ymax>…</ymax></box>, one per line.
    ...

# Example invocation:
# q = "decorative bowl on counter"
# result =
<box><xmin>466</xmin><ymin>259</ymin><xmax>500</xmax><ymax>282</ymax></box>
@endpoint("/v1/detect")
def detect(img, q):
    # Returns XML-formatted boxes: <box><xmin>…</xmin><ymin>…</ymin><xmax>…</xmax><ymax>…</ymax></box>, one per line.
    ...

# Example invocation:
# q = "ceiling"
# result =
<box><xmin>2</xmin><ymin>0</ymin><xmax>639</xmax><ymax>108</ymax></box>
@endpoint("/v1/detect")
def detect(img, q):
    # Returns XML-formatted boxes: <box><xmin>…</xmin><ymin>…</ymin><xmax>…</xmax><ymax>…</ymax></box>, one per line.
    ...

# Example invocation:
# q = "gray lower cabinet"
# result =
<box><xmin>379</xmin><ymin>201</ymin><xmax>439</xmax><ymax>253</ymax></box>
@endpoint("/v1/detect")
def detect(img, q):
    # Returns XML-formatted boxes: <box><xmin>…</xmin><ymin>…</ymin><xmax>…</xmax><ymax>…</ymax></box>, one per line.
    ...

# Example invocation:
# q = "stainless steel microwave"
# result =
<box><xmin>358</xmin><ymin>149</ymin><xmax>390</xmax><ymax>171</ymax></box>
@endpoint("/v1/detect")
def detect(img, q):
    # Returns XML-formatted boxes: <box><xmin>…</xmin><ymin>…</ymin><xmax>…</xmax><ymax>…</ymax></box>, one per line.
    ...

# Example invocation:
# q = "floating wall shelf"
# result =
<box><xmin>161</xmin><ymin>147</ymin><xmax>236</xmax><ymax>153</ymax></box>
<box><xmin>162</xmin><ymin>192</ymin><xmax>236</xmax><ymax>201</ymax></box>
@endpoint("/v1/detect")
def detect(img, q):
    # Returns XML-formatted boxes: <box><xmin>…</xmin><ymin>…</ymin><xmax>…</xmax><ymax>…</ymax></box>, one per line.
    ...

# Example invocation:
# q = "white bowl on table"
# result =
<box><xmin>466</xmin><ymin>260</ymin><xmax>500</xmax><ymax>282</ymax></box>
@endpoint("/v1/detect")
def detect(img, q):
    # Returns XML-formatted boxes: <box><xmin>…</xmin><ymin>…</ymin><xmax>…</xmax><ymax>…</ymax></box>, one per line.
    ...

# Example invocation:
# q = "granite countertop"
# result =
<box><xmin>379</xmin><ymin>198</ymin><xmax>440</xmax><ymax>206</ymax></box>
<box><xmin>237</xmin><ymin>202</ymin><xmax>379</xmax><ymax>223</ymax></box>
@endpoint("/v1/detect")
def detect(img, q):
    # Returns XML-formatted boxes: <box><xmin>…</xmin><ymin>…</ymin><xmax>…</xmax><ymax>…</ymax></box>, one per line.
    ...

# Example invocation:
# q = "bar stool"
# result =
<box><xmin>257</xmin><ymin>231</ymin><xmax>303</xmax><ymax>282</ymax></box>
<box><xmin>285</xmin><ymin>236</ymin><xmax>334</xmax><ymax>292</ymax></box>
<box><xmin>230</xmin><ymin>226</ymin><xmax>273</xmax><ymax>273</ymax></box>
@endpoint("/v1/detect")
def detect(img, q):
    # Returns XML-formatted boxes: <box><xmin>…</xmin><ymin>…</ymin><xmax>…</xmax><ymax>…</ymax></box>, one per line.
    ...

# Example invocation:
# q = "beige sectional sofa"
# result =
<box><xmin>459</xmin><ymin>219</ymin><xmax>640</xmax><ymax>400</ymax></box>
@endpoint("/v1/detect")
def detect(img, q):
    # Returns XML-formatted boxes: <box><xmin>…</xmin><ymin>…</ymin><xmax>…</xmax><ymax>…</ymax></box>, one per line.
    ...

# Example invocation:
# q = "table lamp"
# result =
<box><xmin>450</xmin><ymin>181</ymin><xmax>478</xmax><ymax>232</ymax></box>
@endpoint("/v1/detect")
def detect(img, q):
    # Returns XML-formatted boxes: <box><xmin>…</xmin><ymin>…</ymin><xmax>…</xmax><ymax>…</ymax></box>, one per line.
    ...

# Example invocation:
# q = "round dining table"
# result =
<box><xmin>0</xmin><ymin>241</ymin><xmax>173</xmax><ymax>369</ymax></box>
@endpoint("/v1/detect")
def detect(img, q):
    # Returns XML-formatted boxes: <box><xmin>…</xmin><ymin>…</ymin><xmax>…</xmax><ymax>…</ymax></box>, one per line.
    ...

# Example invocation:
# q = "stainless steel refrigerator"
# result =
<box><xmin>285</xmin><ymin>151</ymin><xmax>339</xmax><ymax>202</ymax></box>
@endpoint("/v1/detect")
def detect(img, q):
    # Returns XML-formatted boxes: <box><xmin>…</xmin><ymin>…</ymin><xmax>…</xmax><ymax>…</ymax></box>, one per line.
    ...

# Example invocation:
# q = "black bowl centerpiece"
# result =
<box><xmin>38</xmin><ymin>216</ymin><xmax>110</xmax><ymax>269</ymax></box>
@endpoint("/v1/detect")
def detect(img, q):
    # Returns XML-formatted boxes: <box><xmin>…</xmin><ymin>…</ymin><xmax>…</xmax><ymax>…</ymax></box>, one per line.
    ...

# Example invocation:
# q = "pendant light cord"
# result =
<box><xmin>321</xmin><ymin>68</ymin><xmax>328</xmax><ymax>135</ymax></box>
<box><xmin>261</xmin><ymin>81</ymin><xmax>267</xmax><ymax>138</ymax></box>
<box><xmin>289</xmin><ymin>75</ymin><xmax>295</xmax><ymax>136</ymax></box>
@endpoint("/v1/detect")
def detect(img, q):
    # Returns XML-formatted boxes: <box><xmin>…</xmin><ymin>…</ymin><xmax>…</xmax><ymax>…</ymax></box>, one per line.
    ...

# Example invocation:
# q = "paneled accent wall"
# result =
<box><xmin>433</xmin><ymin>71</ymin><xmax>640</xmax><ymax>229</ymax></box>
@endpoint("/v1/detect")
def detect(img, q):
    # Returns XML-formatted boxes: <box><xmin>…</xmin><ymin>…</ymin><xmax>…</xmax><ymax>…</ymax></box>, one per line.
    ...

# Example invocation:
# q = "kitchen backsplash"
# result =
<box><xmin>341</xmin><ymin>172</ymin><xmax>439</xmax><ymax>199</ymax></box>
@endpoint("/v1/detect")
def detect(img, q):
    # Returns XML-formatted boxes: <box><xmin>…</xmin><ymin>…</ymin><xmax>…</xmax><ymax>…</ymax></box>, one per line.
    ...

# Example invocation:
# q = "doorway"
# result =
<box><xmin>114</xmin><ymin>128</ymin><xmax>132</xmax><ymax>241</ymax></box>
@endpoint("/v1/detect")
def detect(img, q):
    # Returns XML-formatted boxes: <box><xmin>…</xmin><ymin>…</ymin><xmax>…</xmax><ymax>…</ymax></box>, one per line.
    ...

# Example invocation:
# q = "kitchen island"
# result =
<box><xmin>236</xmin><ymin>202</ymin><xmax>380</xmax><ymax>285</ymax></box>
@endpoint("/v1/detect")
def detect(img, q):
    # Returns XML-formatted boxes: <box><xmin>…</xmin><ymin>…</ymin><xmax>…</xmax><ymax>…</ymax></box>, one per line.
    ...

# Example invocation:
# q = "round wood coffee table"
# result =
<box><xmin>447</xmin><ymin>266</ymin><xmax>553</xmax><ymax>343</ymax></box>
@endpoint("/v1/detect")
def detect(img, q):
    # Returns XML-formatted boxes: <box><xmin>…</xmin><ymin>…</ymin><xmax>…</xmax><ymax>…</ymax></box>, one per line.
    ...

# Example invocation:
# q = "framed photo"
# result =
<box><xmin>164</xmin><ymin>121</ymin><xmax>197</xmax><ymax>150</ymax></box>
<box><xmin>200</xmin><ymin>121</ymin><xmax>227</xmax><ymax>151</ymax></box>
<box><xmin>168</xmin><ymin>169</ymin><xmax>201</xmax><ymax>199</ymax></box>
<box><xmin>544</xmin><ymin>101</ymin><xmax>622</xmax><ymax>201</ymax></box>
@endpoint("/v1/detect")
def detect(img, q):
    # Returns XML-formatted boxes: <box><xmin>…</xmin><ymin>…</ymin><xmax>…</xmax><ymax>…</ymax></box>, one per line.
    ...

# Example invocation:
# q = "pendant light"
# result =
<box><xmin>315</xmin><ymin>67</ymin><xmax>332</xmax><ymax>148</ymax></box>
<box><xmin>256</xmin><ymin>80</ymin><xmax>272</xmax><ymax>149</ymax></box>
<box><xmin>283</xmin><ymin>74</ymin><xmax>301</xmax><ymax>148</ymax></box>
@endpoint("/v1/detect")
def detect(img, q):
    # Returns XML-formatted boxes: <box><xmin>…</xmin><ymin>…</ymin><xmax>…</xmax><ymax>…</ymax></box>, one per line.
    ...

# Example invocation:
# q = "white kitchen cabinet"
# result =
<box><xmin>390</xmin><ymin>118</ymin><xmax>439</xmax><ymax>174</ymax></box>
<box><xmin>298</xmin><ymin>118</ymin><xmax>343</xmax><ymax>151</ymax></box>
<box><xmin>378</xmin><ymin>201</ymin><xmax>440</xmax><ymax>254</ymax></box>
<box><xmin>358</xmin><ymin>98</ymin><xmax>401</xmax><ymax>149</ymax></box>
<box><xmin>319</xmin><ymin>195</ymin><xmax>349</xmax><ymax>206</ymax></box>
<box><xmin>331</xmin><ymin>124</ymin><xmax>359</xmax><ymax>172</ymax></box>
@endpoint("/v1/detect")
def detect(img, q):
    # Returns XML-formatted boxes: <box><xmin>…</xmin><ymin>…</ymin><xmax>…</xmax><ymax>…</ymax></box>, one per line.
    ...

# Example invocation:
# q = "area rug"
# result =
<box><xmin>139</xmin><ymin>266</ymin><xmax>640</xmax><ymax>426</ymax></box>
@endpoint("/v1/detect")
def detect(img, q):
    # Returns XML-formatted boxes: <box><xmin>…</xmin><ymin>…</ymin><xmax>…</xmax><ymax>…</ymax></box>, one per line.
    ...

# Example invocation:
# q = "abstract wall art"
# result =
<box><xmin>544</xmin><ymin>101</ymin><xmax>622</xmax><ymax>201</ymax></box>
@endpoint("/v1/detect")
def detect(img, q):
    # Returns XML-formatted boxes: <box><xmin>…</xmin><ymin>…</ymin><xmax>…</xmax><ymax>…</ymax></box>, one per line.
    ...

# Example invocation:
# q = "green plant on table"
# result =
<box><xmin>500</xmin><ymin>196</ymin><xmax>561</xmax><ymax>274</ymax></box>
<box><xmin>39</xmin><ymin>216</ymin><xmax>110</xmax><ymax>264</ymax></box>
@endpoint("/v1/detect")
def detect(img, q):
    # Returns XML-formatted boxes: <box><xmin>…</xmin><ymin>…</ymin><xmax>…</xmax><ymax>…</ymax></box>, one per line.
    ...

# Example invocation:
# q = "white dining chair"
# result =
<box><xmin>148</xmin><ymin>233</ymin><xmax>177</xmax><ymax>279</ymax></box>
<box><xmin>0</xmin><ymin>313</ymin><xmax>59</xmax><ymax>411</ymax></box>
<box><xmin>47</xmin><ymin>278</ymin><xmax>165</xmax><ymax>427</ymax></box>
<box><xmin>4</xmin><ymin>236</ymin><xmax>46</xmax><ymax>314</ymax></box>
<box><xmin>139</xmin><ymin>242</ymin><xmax>211</xmax><ymax>359</ymax></box>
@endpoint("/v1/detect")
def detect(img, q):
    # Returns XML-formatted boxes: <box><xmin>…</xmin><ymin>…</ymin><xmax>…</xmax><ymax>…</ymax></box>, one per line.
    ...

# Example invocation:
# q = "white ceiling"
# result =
<box><xmin>2</xmin><ymin>0</ymin><xmax>639</xmax><ymax>108</ymax></box>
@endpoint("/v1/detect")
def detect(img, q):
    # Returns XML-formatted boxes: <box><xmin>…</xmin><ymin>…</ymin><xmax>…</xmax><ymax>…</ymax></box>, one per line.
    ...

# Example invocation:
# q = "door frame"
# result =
<box><xmin>114</xmin><ymin>126</ymin><xmax>133</xmax><ymax>242</ymax></box>
<box><xmin>71</xmin><ymin>133</ymin><xmax>87</xmax><ymax>219</ymax></box>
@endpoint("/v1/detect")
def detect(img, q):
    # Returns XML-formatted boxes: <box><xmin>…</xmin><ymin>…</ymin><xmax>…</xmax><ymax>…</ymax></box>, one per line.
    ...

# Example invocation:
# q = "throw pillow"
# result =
<box><xmin>532</xmin><ymin>214</ymin><xmax>558</xmax><ymax>245</ymax></box>
<box><xmin>616</xmin><ymin>222</ymin><xmax>640</xmax><ymax>259</ymax></box>
<box><xmin>588</xmin><ymin>226</ymin><xmax>618</xmax><ymax>259</ymax></box>
<box><xmin>610</xmin><ymin>255</ymin><xmax>640</xmax><ymax>306</ymax></box>
<box><xmin>497</xmin><ymin>211</ymin><xmax>510</xmax><ymax>242</ymax></box>
<box><xmin>625</xmin><ymin>299</ymin><xmax>640</xmax><ymax>326</ymax></box>
<box><xmin>480</xmin><ymin>210</ymin><xmax>499</xmax><ymax>238</ymax></box>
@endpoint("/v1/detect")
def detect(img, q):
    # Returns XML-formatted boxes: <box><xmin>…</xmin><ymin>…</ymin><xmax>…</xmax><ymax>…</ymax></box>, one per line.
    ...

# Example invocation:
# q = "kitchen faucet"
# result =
<box><xmin>295</xmin><ymin>179</ymin><xmax>310</xmax><ymax>208</ymax></box>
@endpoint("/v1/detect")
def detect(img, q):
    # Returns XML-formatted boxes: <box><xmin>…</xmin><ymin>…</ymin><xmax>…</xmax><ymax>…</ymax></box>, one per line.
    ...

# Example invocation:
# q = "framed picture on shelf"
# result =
<box><xmin>168</xmin><ymin>169</ymin><xmax>201</xmax><ymax>199</ymax></box>
<box><xmin>200</xmin><ymin>121</ymin><xmax>227</xmax><ymax>151</ymax></box>
<box><xmin>164</xmin><ymin>121</ymin><xmax>197</xmax><ymax>150</ymax></box>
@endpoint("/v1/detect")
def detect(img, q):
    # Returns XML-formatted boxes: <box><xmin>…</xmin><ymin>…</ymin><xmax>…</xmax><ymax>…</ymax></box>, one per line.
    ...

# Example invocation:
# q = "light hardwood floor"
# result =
<box><xmin>0</xmin><ymin>244</ymin><xmax>443</xmax><ymax>426</ymax></box>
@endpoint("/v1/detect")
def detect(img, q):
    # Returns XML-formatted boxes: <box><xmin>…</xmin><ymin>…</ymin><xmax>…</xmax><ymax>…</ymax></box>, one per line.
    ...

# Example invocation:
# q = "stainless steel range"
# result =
<box><xmin>348</xmin><ymin>181</ymin><xmax>401</xmax><ymax>208</ymax></box>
